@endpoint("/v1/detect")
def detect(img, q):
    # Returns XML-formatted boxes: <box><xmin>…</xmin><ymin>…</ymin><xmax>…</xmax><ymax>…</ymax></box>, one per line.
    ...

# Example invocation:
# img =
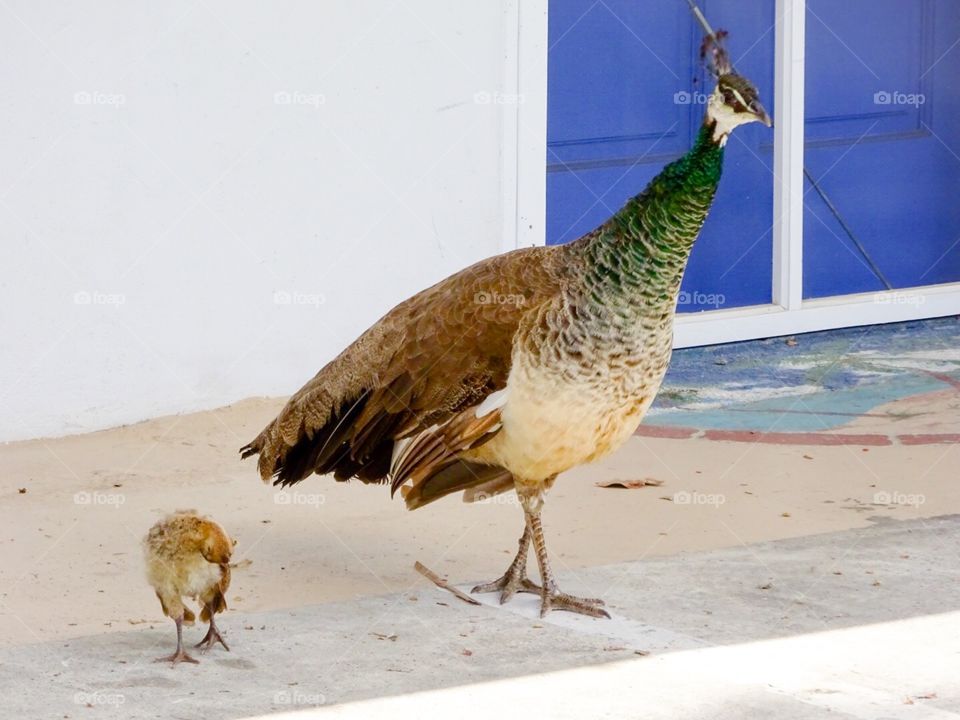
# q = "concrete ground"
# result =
<box><xmin>1</xmin><ymin>317</ymin><xmax>958</xmax><ymax>718</ymax></box>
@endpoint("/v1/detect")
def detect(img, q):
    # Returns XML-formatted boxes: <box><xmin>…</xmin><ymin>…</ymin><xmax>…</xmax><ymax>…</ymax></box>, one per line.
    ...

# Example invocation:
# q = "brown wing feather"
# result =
<box><xmin>390</xmin><ymin>402</ymin><xmax>503</xmax><ymax>496</ymax></box>
<box><xmin>240</xmin><ymin>245</ymin><xmax>569</xmax><ymax>490</ymax></box>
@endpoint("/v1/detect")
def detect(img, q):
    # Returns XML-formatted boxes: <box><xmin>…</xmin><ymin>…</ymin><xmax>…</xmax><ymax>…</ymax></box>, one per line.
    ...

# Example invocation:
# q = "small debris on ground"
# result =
<box><xmin>595</xmin><ymin>478</ymin><xmax>664</xmax><ymax>489</ymax></box>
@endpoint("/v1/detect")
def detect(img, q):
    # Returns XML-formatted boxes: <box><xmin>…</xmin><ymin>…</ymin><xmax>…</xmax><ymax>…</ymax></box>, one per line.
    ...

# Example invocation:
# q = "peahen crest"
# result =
<box><xmin>699</xmin><ymin>29</ymin><xmax>733</xmax><ymax>77</ymax></box>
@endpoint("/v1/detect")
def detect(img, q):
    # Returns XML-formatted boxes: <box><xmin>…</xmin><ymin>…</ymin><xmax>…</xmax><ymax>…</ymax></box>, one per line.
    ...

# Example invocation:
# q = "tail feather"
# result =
<box><xmin>402</xmin><ymin>461</ymin><xmax>512</xmax><ymax>510</ymax></box>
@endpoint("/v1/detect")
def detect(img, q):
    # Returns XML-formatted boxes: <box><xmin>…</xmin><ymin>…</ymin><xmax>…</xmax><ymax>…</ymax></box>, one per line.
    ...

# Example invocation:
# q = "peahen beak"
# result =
<box><xmin>755</xmin><ymin>105</ymin><xmax>772</xmax><ymax>128</ymax></box>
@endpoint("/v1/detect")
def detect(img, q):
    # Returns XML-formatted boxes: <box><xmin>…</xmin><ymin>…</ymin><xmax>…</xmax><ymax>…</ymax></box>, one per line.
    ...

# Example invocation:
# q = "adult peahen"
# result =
<box><xmin>242</xmin><ymin>35</ymin><xmax>770</xmax><ymax>618</ymax></box>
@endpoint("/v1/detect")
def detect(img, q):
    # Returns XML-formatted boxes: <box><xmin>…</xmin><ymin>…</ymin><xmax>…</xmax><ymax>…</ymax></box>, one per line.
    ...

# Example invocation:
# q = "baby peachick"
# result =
<box><xmin>143</xmin><ymin>510</ymin><xmax>234</xmax><ymax>665</ymax></box>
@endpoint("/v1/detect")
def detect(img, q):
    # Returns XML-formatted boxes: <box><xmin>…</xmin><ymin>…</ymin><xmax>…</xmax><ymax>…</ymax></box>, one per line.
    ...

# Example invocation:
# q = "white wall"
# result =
<box><xmin>0</xmin><ymin>1</ymin><xmax>520</xmax><ymax>441</ymax></box>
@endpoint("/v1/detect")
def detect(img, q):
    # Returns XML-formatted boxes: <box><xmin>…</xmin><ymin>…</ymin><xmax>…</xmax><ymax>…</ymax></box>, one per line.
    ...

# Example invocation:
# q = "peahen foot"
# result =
<box><xmin>472</xmin><ymin>526</ymin><xmax>542</xmax><ymax>604</ymax></box>
<box><xmin>472</xmin><ymin>572</ymin><xmax>542</xmax><ymax>604</ymax></box>
<box><xmin>536</xmin><ymin>581</ymin><xmax>609</xmax><ymax>619</ymax></box>
<box><xmin>521</xmin><ymin>499</ymin><xmax>611</xmax><ymax>619</ymax></box>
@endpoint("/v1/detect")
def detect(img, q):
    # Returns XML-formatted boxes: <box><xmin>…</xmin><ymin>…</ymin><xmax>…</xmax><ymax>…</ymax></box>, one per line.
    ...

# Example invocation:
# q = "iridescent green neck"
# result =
<box><xmin>580</xmin><ymin>121</ymin><xmax>724</xmax><ymax>311</ymax></box>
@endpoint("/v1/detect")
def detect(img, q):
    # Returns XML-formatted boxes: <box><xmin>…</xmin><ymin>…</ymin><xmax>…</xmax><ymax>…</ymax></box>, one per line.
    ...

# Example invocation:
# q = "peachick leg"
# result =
<box><xmin>195</xmin><ymin>607</ymin><xmax>230</xmax><ymax>652</ymax></box>
<box><xmin>155</xmin><ymin>614</ymin><xmax>200</xmax><ymax>665</ymax></box>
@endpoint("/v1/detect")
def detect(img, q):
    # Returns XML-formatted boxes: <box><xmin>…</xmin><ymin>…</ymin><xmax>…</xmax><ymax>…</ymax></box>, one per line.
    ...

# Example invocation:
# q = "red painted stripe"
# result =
<box><xmin>923</xmin><ymin>370</ymin><xmax>960</xmax><ymax>392</ymax></box>
<box><xmin>899</xmin><ymin>433</ymin><xmax>960</xmax><ymax>445</ymax></box>
<box><xmin>702</xmin><ymin>429</ymin><xmax>892</xmax><ymax>446</ymax></box>
<box><xmin>634</xmin><ymin>425</ymin><xmax>698</xmax><ymax>439</ymax></box>
<box><xmin>635</xmin><ymin>425</ymin><xmax>960</xmax><ymax>446</ymax></box>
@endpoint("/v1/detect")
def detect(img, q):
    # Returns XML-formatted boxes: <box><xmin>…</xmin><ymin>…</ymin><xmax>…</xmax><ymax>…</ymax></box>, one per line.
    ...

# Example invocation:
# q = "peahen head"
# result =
<box><xmin>699</xmin><ymin>30</ymin><xmax>771</xmax><ymax>146</ymax></box>
<box><xmin>705</xmin><ymin>73</ymin><xmax>771</xmax><ymax>146</ymax></box>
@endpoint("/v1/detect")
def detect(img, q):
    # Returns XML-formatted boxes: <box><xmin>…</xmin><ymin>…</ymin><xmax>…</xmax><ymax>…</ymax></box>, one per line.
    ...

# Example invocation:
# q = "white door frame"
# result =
<box><xmin>509</xmin><ymin>0</ymin><xmax>960</xmax><ymax>348</ymax></box>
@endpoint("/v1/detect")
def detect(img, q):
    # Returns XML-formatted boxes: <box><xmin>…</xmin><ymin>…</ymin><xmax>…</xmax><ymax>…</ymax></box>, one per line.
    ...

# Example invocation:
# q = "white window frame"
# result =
<box><xmin>507</xmin><ymin>0</ymin><xmax>960</xmax><ymax>348</ymax></box>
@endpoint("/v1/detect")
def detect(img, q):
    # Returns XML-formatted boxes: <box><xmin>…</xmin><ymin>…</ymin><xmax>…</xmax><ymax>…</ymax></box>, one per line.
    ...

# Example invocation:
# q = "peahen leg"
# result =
<box><xmin>521</xmin><ymin>488</ymin><xmax>609</xmax><ymax>619</ymax></box>
<box><xmin>471</xmin><ymin>525</ymin><xmax>541</xmax><ymax>603</ymax></box>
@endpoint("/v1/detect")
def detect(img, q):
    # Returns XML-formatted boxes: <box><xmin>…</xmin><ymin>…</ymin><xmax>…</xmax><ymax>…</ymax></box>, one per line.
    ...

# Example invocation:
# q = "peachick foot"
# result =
<box><xmin>195</xmin><ymin>617</ymin><xmax>229</xmax><ymax>652</ymax></box>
